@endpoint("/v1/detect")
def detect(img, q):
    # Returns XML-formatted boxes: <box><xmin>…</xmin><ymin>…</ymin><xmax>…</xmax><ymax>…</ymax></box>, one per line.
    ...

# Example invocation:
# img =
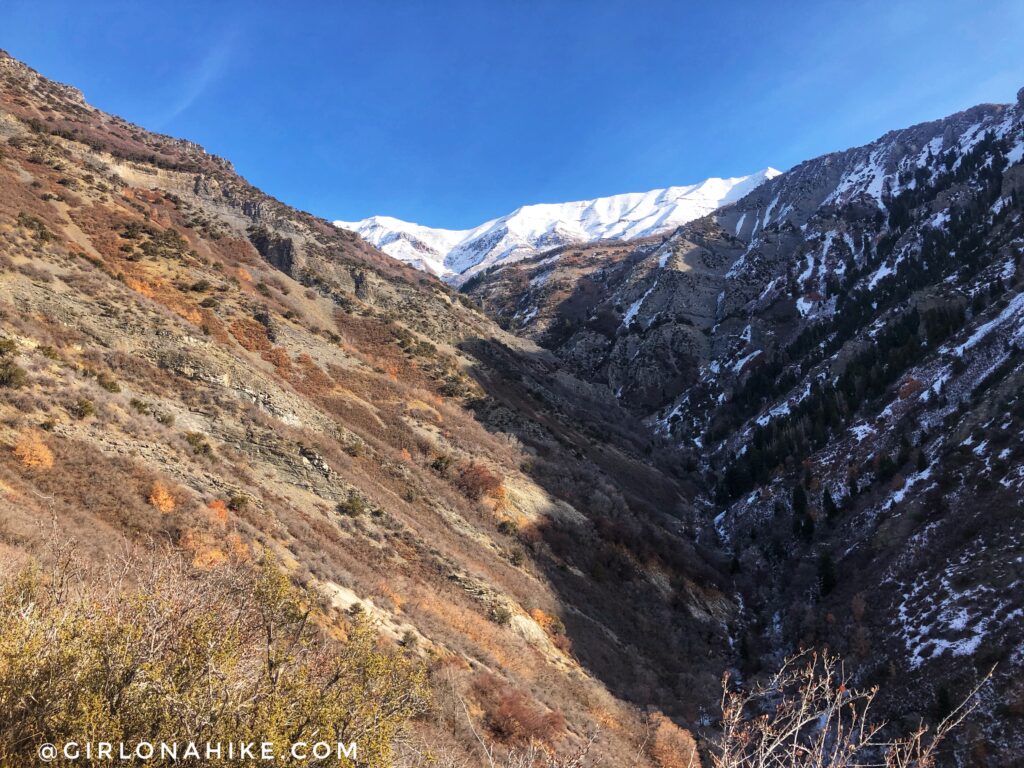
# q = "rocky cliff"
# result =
<box><xmin>467</xmin><ymin>89</ymin><xmax>1024</xmax><ymax>763</ymax></box>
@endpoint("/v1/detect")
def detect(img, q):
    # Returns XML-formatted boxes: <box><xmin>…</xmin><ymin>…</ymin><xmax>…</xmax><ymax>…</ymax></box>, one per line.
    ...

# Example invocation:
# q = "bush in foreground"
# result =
<box><xmin>711</xmin><ymin>650</ymin><xmax>987</xmax><ymax>768</ymax></box>
<box><xmin>0</xmin><ymin>551</ymin><xmax>428</xmax><ymax>767</ymax></box>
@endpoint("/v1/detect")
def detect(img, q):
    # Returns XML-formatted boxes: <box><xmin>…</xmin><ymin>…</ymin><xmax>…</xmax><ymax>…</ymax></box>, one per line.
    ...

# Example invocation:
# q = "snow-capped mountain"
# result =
<box><xmin>334</xmin><ymin>169</ymin><xmax>780</xmax><ymax>283</ymax></box>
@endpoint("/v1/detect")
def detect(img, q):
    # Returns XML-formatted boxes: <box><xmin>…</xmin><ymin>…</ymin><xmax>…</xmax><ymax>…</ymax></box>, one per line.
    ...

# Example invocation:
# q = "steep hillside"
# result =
<box><xmin>468</xmin><ymin>90</ymin><xmax>1024</xmax><ymax>762</ymax></box>
<box><xmin>0</xmin><ymin>51</ymin><xmax>727</xmax><ymax>766</ymax></box>
<box><xmin>5</xmin><ymin>43</ymin><xmax>1022</xmax><ymax>766</ymax></box>
<box><xmin>335</xmin><ymin>169</ymin><xmax>778</xmax><ymax>282</ymax></box>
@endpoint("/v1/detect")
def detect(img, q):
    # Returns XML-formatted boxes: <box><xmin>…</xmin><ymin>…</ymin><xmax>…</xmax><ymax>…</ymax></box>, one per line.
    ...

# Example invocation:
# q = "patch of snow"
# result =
<box><xmin>885</xmin><ymin>465</ymin><xmax>933</xmax><ymax>509</ymax></box>
<box><xmin>621</xmin><ymin>282</ymin><xmax>657</xmax><ymax>328</ymax></box>
<box><xmin>516</xmin><ymin>306</ymin><xmax>538</xmax><ymax>324</ymax></box>
<box><xmin>955</xmin><ymin>291</ymin><xmax>1024</xmax><ymax>355</ymax></box>
<box><xmin>867</xmin><ymin>260</ymin><xmax>894</xmax><ymax>290</ymax></box>
<box><xmin>763</xmin><ymin>194</ymin><xmax>780</xmax><ymax>228</ymax></box>
<box><xmin>849</xmin><ymin>424</ymin><xmax>874</xmax><ymax>442</ymax></box>
<box><xmin>756</xmin><ymin>400</ymin><xmax>791</xmax><ymax>427</ymax></box>
<box><xmin>734</xmin><ymin>212</ymin><xmax>747</xmax><ymax>236</ymax></box>
<box><xmin>798</xmin><ymin>252</ymin><xmax>815</xmax><ymax>283</ymax></box>
<box><xmin>732</xmin><ymin>350</ymin><xmax>762</xmax><ymax>374</ymax></box>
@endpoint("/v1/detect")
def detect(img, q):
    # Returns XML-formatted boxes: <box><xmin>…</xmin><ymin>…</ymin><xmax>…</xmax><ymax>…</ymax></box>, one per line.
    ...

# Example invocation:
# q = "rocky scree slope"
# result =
<box><xmin>335</xmin><ymin>169</ymin><xmax>778</xmax><ymax>283</ymax></box>
<box><xmin>467</xmin><ymin>88</ymin><xmax>1024</xmax><ymax>763</ymax></box>
<box><xmin>0</xmin><ymin>51</ymin><xmax>729</xmax><ymax>766</ymax></box>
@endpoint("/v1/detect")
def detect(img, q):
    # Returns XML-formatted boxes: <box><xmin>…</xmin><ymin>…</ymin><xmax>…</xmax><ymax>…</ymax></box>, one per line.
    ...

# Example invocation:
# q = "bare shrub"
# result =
<box><xmin>456</xmin><ymin>462</ymin><xmax>503</xmax><ymax>501</ymax></box>
<box><xmin>472</xmin><ymin>672</ymin><xmax>565</xmax><ymax>746</ymax></box>
<box><xmin>711</xmin><ymin>650</ymin><xmax>989</xmax><ymax>768</ymax></box>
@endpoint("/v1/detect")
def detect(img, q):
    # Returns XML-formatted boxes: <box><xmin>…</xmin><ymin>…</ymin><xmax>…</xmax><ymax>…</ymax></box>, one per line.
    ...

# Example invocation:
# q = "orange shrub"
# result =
<box><xmin>551</xmin><ymin>633</ymin><xmax>572</xmax><ymax>655</ymax></box>
<box><xmin>530</xmin><ymin>608</ymin><xmax>556</xmax><ymax>632</ymax></box>
<box><xmin>530</xmin><ymin>608</ymin><xmax>571</xmax><ymax>655</ymax></box>
<box><xmin>899</xmin><ymin>377</ymin><xmax>925</xmax><ymax>399</ymax></box>
<box><xmin>13</xmin><ymin>430</ymin><xmax>54</xmax><ymax>470</ymax></box>
<box><xmin>148</xmin><ymin>480</ymin><xmax>175</xmax><ymax>513</ymax></box>
<box><xmin>172</xmin><ymin>305</ymin><xmax>203</xmax><ymax>325</ymax></box>
<box><xmin>229</xmin><ymin>318</ymin><xmax>272</xmax><ymax>352</ymax></box>
<box><xmin>181</xmin><ymin>528</ymin><xmax>228</xmax><ymax>570</ymax></box>
<box><xmin>378</xmin><ymin>583</ymin><xmax>405</xmax><ymax>613</ymax></box>
<box><xmin>125</xmin><ymin>276</ymin><xmax>156</xmax><ymax>298</ymax></box>
<box><xmin>455</xmin><ymin>462</ymin><xmax>503</xmax><ymax>501</ymax></box>
<box><xmin>192</xmin><ymin>544</ymin><xmax>228</xmax><ymax>570</ymax></box>
<box><xmin>587</xmin><ymin>703</ymin><xmax>623</xmax><ymax>733</ymax></box>
<box><xmin>226</xmin><ymin>532</ymin><xmax>249</xmax><ymax>561</ymax></box>
<box><xmin>294</xmin><ymin>354</ymin><xmax>334</xmax><ymax>395</ymax></box>
<box><xmin>472</xmin><ymin>672</ymin><xmax>565</xmax><ymax>745</ymax></box>
<box><xmin>262</xmin><ymin>346</ymin><xmax>293</xmax><ymax>377</ymax></box>
<box><xmin>207</xmin><ymin>499</ymin><xmax>229</xmax><ymax>527</ymax></box>
<box><xmin>490</xmin><ymin>484</ymin><xmax>508</xmax><ymax>509</ymax></box>
<box><xmin>650</xmin><ymin>712</ymin><xmax>701</xmax><ymax>768</ymax></box>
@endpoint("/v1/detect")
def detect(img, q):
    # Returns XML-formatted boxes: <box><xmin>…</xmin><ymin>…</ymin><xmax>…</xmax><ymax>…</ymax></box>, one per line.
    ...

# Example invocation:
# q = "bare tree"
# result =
<box><xmin>710</xmin><ymin>650</ymin><xmax>990</xmax><ymax>768</ymax></box>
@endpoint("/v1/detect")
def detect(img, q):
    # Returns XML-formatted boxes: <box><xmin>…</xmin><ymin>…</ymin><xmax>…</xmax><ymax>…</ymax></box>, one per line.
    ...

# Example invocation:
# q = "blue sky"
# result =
<box><xmin>2</xmin><ymin>1</ymin><xmax>1022</xmax><ymax>228</ymax></box>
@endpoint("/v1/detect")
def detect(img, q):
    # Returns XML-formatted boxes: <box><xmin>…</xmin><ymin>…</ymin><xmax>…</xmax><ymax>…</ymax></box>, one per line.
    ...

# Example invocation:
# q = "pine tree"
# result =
<box><xmin>792</xmin><ymin>484</ymin><xmax>807</xmax><ymax>517</ymax></box>
<box><xmin>818</xmin><ymin>552</ymin><xmax>837</xmax><ymax>596</ymax></box>
<box><xmin>801</xmin><ymin>514</ymin><xmax>815</xmax><ymax>542</ymax></box>
<box><xmin>823</xmin><ymin>488</ymin><xmax>838</xmax><ymax>520</ymax></box>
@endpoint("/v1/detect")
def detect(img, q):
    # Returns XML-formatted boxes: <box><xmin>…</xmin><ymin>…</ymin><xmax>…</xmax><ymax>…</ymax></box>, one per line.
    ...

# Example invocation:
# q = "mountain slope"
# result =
<box><xmin>0</xmin><ymin>50</ymin><xmax>724</xmax><ymax>766</ymax></box>
<box><xmin>467</xmin><ymin>89</ymin><xmax>1024</xmax><ymax>762</ymax></box>
<box><xmin>335</xmin><ymin>169</ymin><xmax>779</xmax><ymax>282</ymax></box>
<box><xmin>5</xmin><ymin>43</ymin><xmax>1024</xmax><ymax>766</ymax></box>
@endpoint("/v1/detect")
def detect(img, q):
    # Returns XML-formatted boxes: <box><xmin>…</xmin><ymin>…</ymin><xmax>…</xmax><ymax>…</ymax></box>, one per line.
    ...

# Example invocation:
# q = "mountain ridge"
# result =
<box><xmin>465</xmin><ymin>85</ymin><xmax>1024</xmax><ymax>763</ymax></box>
<box><xmin>335</xmin><ymin>168</ymin><xmax>780</xmax><ymax>282</ymax></box>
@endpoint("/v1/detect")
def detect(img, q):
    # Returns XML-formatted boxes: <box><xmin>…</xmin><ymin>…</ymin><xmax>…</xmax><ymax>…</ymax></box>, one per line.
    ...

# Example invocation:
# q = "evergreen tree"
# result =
<box><xmin>801</xmin><ymin>514</ymin><xmax>815</xmax><ymax>542</ymax></box>
<box><xmin>792</xmin><ymin>484</ymin><xmax>808</xmax><ymax>517</ymax></box>
<box><xmin>818</xmin><ymin>552</ymin><xmax>837</xmax><ymax>596</ymax></box>
<box><xmin>823</xmin><ymin>488</ymin><xmax>838</xmax><ymax>520</ymax></box>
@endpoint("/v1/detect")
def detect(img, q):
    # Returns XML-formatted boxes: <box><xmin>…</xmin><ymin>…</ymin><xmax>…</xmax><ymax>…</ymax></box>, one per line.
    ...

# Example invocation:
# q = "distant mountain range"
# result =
<box><xmin>334</xmin><ymin>168</ymin><xmax>780</xmax><ymax>282</ymax></box>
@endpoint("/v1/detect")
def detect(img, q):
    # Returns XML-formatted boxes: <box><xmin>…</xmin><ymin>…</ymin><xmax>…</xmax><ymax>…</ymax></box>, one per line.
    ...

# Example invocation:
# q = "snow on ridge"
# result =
<box><xmin>954</xmin><ymin>290</ymin><xmax>1024</xmax><ymax>355</ymax></box>
<box><xmin>824</xmin><ymin>98</ymin><xmax>1023</xmax><ymax>213</ymax></box>
<box><xmin>334</xmin><ymin>169</ymin><xmax>780</xmax><ymax>283</ymax></box>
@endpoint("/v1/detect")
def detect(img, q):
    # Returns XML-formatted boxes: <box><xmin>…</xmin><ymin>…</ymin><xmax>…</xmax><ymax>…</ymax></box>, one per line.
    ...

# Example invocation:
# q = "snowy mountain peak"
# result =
<box><xmin>335</xmin><ymin>168</ymin><xmax>780</xmax><ymax>283</ymax></box>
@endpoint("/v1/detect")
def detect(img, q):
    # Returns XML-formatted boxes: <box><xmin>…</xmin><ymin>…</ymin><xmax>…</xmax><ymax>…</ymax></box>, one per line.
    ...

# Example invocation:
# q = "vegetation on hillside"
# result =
<box><xmin>0</xmin><ymin>548</ymin><xmax>428</xmax><ymax>767</ymax></box>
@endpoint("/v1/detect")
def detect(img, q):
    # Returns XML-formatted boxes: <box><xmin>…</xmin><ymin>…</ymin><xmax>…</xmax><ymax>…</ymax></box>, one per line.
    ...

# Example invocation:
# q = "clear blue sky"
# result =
<box><xmin>2</xmin><ymin>1</ymin><xmax>1022</xmax><ymax>228</ymax></box>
